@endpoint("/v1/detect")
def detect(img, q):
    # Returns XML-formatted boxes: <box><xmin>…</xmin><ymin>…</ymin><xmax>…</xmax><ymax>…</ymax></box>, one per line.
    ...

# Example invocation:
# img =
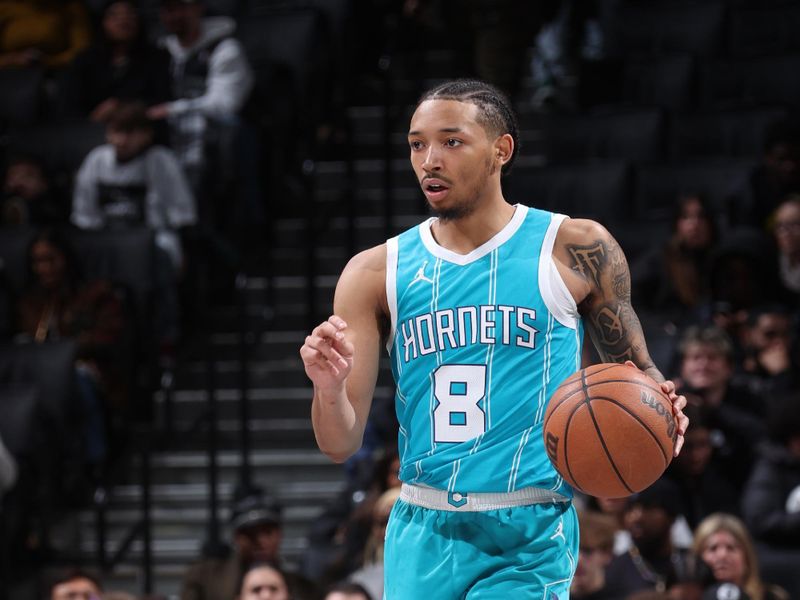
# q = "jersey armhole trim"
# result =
<box><xmin>385</xmin><ymin>236</ymin><xmax>399</xmax><ymax>353</ymax></box>
<box><xmin>539</xmin><ymin>214</ymin><xmax>580</xmax><ymax>330</ymax></box>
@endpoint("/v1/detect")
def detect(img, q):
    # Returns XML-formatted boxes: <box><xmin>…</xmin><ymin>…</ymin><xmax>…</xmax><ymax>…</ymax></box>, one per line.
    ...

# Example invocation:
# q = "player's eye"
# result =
<box><xmin>409</xmin><ymin>140</ymin><xmax>423</xmax><ymax>151</ymax></box>
<box><xmin>445</xmin><ymin>138</ymin><xmax>462</xmax><ymax>147</ymax></box>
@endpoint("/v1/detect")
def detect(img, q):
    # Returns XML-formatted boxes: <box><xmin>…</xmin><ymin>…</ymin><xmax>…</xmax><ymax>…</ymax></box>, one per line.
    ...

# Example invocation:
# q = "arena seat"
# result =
<box><xmin>632</xmin><ymin>158</ymin><xmax>756</xmax><ymax>222</ymax></box>
<box><xmin>669</xmin><ymin>107</ymin><xmax>788</xmax><ymax>158</ymax></box>
<box><xmin>727</xmin><ymin>4</ymin><xmax>800</xmax><ymax>58</ymax></box>
<box><xmin>505</xmin><ymin>160</ymin><xmax>631</xmax><ymax>224</ymax></box>
<box><xmin>6</xmin><ymin>120</ymin><xmax>106</xmax><ymax>184</ymax></box>
<box><xmin>0</xmin><ymin>229</ymin><xmax>36</xmax><ymax>292</ymax></box>
<box><xmin>0</xmin><ymin>341</ymin><xmax>77</xmax><ymax>426</ymax></box>
<box><xmin>0</xmin><ymin>384</ymin><xmax>40</xmax><ymax>458</ymax></box>
<box><xmin>606</xmin><ymin>0</ymin><xmax>725</xmax><ymax>57</ymax></box>
<box><xmin>701</xmin><ymin>54</ymin><xmax>800</xmax><ymax>109</ymax></box>
<box><xmin>0</xmin><ymin>67</ymin><xmax>44</xmax><ymax>127</ymax></box>
<box><xmin>622</xmin><ymin>54</ymin><xmax>696</xmax><ymax>110</ymax></box>
<box><xmin>520</xmin><ymin>109</ymin><xmax>665</xmax><ymax>162</ymax></box>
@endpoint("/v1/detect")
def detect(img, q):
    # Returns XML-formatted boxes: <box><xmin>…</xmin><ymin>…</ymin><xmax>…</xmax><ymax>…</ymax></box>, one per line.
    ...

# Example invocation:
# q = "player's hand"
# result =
<box><xmin>658</xmin><ymin>378</ymin><xmax>688</xmax><ymax>457</ymax></box>
<box><xmin>300</xmin><ymin>316</ymin><xmax>354</xmax><ymax>391</ymax></box>
<box><xmin>624</xmin><ymin>361</ymin><xmax>688</xmax><ymax>457</ymax></box>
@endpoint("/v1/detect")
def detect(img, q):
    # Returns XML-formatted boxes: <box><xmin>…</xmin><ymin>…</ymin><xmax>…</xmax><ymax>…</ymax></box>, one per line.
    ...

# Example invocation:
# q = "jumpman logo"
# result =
<box><xmin>409</xmin><ymin>260</ymin><xmax>434</xmax><ymax>287</ymax></box>
<box><xmin>549</xmin><ymin>519</ymin><xmax>565</xmax><ymax>543</ymax></box>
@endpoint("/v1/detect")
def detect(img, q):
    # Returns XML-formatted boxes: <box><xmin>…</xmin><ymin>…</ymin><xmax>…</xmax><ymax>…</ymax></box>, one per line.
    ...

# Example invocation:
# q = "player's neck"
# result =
<box><xmin>430</xmin><ymin>197</ymin><xmax>516</xmax><ymax>254</ymax></box>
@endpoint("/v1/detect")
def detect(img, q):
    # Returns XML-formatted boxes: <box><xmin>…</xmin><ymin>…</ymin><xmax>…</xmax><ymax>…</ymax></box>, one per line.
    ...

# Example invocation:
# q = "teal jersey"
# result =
<box><xmin>386</xmin><ymin>205</ymin><xmax>583</xmax><ymax>496</ymax></box>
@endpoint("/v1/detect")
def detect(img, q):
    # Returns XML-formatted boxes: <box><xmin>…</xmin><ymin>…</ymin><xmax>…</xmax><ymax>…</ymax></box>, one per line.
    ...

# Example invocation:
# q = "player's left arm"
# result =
<box><xmin>554</xmin><ymin>218</ymin><xmax>689</xmax><ymax>454</ymax></box>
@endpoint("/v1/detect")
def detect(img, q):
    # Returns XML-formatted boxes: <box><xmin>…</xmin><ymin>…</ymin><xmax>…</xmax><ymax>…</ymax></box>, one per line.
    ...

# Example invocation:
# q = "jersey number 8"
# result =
<box><xmin>433</xmin><ymin>364</ymin><xmax>487</xmax><ymax>443</ymax></box>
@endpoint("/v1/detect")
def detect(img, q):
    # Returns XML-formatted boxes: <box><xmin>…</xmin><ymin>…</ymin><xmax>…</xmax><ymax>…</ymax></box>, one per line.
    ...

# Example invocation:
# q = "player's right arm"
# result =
<box><xmin>301</xmin><ymin>245</ymin><xmax>388</xmax><ymax>463</ymax></box>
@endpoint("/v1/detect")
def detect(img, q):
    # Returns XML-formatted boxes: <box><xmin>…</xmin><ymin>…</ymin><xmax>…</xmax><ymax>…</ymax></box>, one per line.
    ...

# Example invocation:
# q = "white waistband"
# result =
<box><xmin>400</xmin><ymin>483</ymin><xmax>569</xmax><ymax>512</ymax></box>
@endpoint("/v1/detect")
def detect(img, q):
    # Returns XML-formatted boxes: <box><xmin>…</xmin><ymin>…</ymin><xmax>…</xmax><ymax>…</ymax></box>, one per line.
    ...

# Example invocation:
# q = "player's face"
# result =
<box><xmin>408</xmin><ymin>99</ymin><xmax>502</xmax><ymax>221</ymax></box>
<box><xmin>701</xmin><ymin>530</ymin><xmax>747</xmax><ymax>586</ymax></box>
<box><xmin>238</xmin><ymin>566</ymin><xmax>290</xmax><ymax>600</ymax></box>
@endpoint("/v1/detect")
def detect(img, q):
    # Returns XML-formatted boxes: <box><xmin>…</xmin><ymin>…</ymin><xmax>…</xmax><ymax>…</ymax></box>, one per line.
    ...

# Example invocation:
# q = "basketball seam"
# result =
<box><xmin>583</xmin><ymin>390</ymin><xmax>636</xmax><ymax>495</ymax></box>
<box><xmin>588</xmin><ymin>395</ymin><xmax>672</xmax><ymax>464</ymax></box>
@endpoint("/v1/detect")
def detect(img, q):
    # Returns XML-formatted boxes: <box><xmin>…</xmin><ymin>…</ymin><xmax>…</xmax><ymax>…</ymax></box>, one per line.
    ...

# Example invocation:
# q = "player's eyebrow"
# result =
<box><xmin>407</xmin><ymin>127</ymin><xmax>464</xmax><ymax>137</ymax></box>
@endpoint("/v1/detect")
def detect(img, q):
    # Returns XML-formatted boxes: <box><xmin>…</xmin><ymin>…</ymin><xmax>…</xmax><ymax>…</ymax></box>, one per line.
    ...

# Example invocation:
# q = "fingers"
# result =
<box><xmin>300</xmin><ymin>316</ymin><xmax>353</xmax><ymax>376</ymax></box>
<box><xmin>660</xmin><ymin>379</ymin><xmax>676</xmax><ymax>395</ymax></box>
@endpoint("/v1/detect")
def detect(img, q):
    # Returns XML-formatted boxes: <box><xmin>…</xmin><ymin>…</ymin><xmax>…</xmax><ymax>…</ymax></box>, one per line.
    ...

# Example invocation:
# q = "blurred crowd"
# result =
<box><xmin>0</xmin><ymin>0</ymin><xmax>798</xmax><ymax>599</ymax></box>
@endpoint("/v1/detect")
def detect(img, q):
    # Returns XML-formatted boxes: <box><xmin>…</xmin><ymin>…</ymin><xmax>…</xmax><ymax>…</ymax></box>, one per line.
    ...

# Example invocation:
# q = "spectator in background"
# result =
<box><xmin>324</xmin><ymin>582</ymin><xmax>373</xmax><ymax>600</ymax></box>
<box><xmin>675</xmin><ymin>324</ymin><xmax>767</xmax><ymax>486</ymax></box>
<box><xmin>632</xmin><ymin>193</ymin><xmax>717</xmax><ymax>325</ymax></box>
<box><xmin>741</xmin><ymin>391</ymin><xmax>800</xmax><ymax>548</ymax></box>
<box><xmin>604</xmin><ymin>478</ymin><xmax>694</xmax><ymax>597</ymax></box>
<box><xmin>60</xmin><ymin>0</ymin><xmax>171</xmax><ymax>122</ymax></box>
<box><xmin>664</xmin><ymin>402</ymin><xmax>740</xmax><ymax>530</ymax></box>
<box><xmin>770</xmin><ymin>195</ymin><xmax>800</xmax><ymax>304</ymax></box>
<box><xmin>0</xmin><ymin>0</ymin><xmax>91</xmax><ymax>69</ymax></box>
<box><xmin>735</xmin><ymin>118</ymin><xmax>800</xmax><ymax>231</ymax></box>
<box><xmin>72</xmin><ymin>100</ymin><xmax>195</xmax><ymax>345</ymax></box>
<box><xmin>72</xmin><ymin>99</ymin><xmax>196</xmax><ymax>271</ymax></box>
<box><xmin>148</xmin><ymin>0</ymin><xmax>254</xmax><ymax>214</ymax></box>
<box><xmin>584</xmin><ymin>495</ymin><xmax>632</xmax><ymax>555</ymax></box>
<box><xmin>737</xmin><ymin>305</ymin><xmax>797</xmax><ymax>396</ymax></box>
<box><xmin>570</xmin><ymin>510</ymin><xmax>617</xmax><ymax>599</ymax></box>
<box><xmin>48</xmin><ymin>568</ymin><xmax>103</xmax><ymax>600</ymax></box>
<box><xmin>14</xmin><ymin>228</ymin><xmax>132</xmax><ymax>465</ymax></box>
<box><xmin>181</xmin><ymin>491</ymin><xmax>318</xmax><ymax>600</ymax></box>
<box><xmin>693</xmin><ymin>513</ymin><xmax>789</xmax><ymax>600</ymax></box>
<box><xmin>1</xmin><ymin>153</ymin><xmax>69</xmax><ymax>227</ymax></box>
<box><xmin>235</xmin><ymin>562</ymin><xmax>291</xmax><ymax>600</ymax></box>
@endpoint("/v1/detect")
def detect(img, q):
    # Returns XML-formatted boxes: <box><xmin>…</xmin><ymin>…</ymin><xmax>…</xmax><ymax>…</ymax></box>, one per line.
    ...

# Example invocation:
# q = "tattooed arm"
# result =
<box><xmin>553</xmin><ymin>218</ymin><xmax>688</xmax><ymax>454</ymax></box>
<box><xmin>554</xmin><ymin>219</ymin><xmax>660</xmax><ymax>380</ymax></box>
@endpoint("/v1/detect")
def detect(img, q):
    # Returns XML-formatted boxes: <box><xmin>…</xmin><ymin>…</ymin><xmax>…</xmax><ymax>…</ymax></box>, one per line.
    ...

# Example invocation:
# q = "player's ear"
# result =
<box><xmin>494</xmin><ymin>133</ymin><xmax>514</xmax><ymax>166</ymax></box>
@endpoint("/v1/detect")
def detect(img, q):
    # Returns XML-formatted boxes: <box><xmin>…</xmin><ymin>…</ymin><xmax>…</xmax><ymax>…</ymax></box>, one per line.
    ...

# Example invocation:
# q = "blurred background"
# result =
<box><xmin>0</xmin><ymin>0</ymin><xmax>799</xmax><ymax>599</ymax></box>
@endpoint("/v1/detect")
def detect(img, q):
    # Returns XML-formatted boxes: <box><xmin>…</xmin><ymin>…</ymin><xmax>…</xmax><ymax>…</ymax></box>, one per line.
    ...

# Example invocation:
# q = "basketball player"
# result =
<box><xmin>300</xmin><ymin>79</ymin><xmax>689</xmax><ymax>598</ymax></box>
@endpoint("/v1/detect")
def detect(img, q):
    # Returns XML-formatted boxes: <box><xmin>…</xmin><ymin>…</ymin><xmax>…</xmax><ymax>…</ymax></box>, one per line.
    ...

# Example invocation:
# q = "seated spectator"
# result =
<box><xmin>0</xmin><ymin>0</ymin><xmax>91</xmax><ymax>69</ymax></box>
<box><xmin>181</xmin><ymin>490</ymin><xmax>317</xmax><ymax>600</ymax></box>
<box><xmin>770</xmin><ymin>195</ymin><xmax>800</xmax><ymax>305</ymax></box>
<box><xmin>737</xmin><ymin>305</ymin><xmax>798</xmax><ymax>396</ymax></box>
<box><xmin>14</xmin><ymin>228</ymin><xmax>133</xmax><ymax>465</ymax></box>
<box><xmin>71</xmin><ymin>99</ymin><xmax>196</xmax><ymax>271</ymax></box>
<box><xmin>631</xmin><ymin>193</ymin><xmax>717</xmax><ymax>325</ymax></box>
<box><xmin>2</xmin><ymin>153</ymin><xmax>69</xmax><ymax>227</ymax></box>
<box><xmin>584</xmin><ymin>495</ymin><xmax>632</xmax><ymax>555</ymax></box>
<box><xmin>674</xmin><ymin>324</ymin><xmax>767</xmax><ymax>486</ymax></box>
<box><xmin>665</xmin><ymin>402</ymin><xmax>740</xmax><ymax>530</ymax></box>
<box><xmin>72</xmin><ymin>99</ymin><xmax>196</xmax><ymax>345</ymax></box>
<box><xmin>324</xmin><ymin>582</ymin><xmax>373</xmax><ymax>600</ymax></box>
<box><xmin>48</xmin><ymin>568</ymin><xmax>103</xmax><ymax>600</ymax></box>
<box><xmin>148</xmin><ymin>0</ymin><xmax>254</xmax><ymax>210</ymax></box>
<box><xmin>732</xmin><ymin>118</ymin><xmax>800</xmax><ymax>231</ymax></box>
<box><xmin>741</xmin><ymin>391</ymin><xmax>800</xmax><ymax>548</ymax></box>
<box><xmin>693</xmin><ymin>513</ymin><xmax>789</xmax><ymax>600</ymax></box>
<box><xmin>571</xmin><ymin>509</ymin><xmax>617</xmax><ymax>599</ymax></box>
<box><xmin>604</xmin><ymin>478</ymin><xmax>694</xmax><ymax>597</ymax></box>
<box><xmin>235</xmin><ymin>562</ymin><xmax>291</xmax><ymax>600</ymax></box>
<box><xmin>60</xmin><ymin>0</ymin><xmax>171</xmax><ymax>122</ymax></box>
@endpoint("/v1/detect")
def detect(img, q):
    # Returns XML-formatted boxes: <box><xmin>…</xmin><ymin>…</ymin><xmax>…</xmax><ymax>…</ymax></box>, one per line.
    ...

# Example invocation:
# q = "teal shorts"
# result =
<box><xmin>384</xmin><ymin>488</ymin><xmax>578</xmax><ymax>599</ymax></box>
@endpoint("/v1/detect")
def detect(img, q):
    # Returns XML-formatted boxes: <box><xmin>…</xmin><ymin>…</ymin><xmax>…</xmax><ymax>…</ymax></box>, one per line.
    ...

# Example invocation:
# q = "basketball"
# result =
<box><xmin>543</xmin><ymin>363</ymin><xmax>677</xmax><ymax>498</ymax></box>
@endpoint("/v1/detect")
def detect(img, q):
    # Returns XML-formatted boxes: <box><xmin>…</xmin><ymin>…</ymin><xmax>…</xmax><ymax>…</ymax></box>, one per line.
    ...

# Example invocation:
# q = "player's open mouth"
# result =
<box><xmin>423</xmin><ymin>179</ymin><xmax>450</xmax><ymax>201</ymax></box>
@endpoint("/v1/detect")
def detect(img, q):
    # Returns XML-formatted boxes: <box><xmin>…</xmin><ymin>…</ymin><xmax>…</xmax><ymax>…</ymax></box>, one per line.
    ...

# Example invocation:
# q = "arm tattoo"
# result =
<box><xmin>568</xmin><ymin>242</ymin><xmax>606</xmax><ymax>286</ymax></box>
<box><xmin>570</xmin><ymin>237</ymin><xmax>659</xmax><ymax>376</ymax></box>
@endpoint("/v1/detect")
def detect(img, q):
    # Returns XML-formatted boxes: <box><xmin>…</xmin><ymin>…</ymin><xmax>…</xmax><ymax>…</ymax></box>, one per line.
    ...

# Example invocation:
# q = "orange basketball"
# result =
<box><xmin>543</xmin><ymin>363</ymin><xmax>677</xmax><ymax>498</ymax></box>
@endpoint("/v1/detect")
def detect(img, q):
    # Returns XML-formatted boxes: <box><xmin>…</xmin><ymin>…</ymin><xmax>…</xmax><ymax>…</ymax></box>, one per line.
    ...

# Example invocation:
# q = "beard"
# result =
<box><xmin>427</xmin><ymin>157</ymin><xmax>495</xmax><ymax>222</ymax></box>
